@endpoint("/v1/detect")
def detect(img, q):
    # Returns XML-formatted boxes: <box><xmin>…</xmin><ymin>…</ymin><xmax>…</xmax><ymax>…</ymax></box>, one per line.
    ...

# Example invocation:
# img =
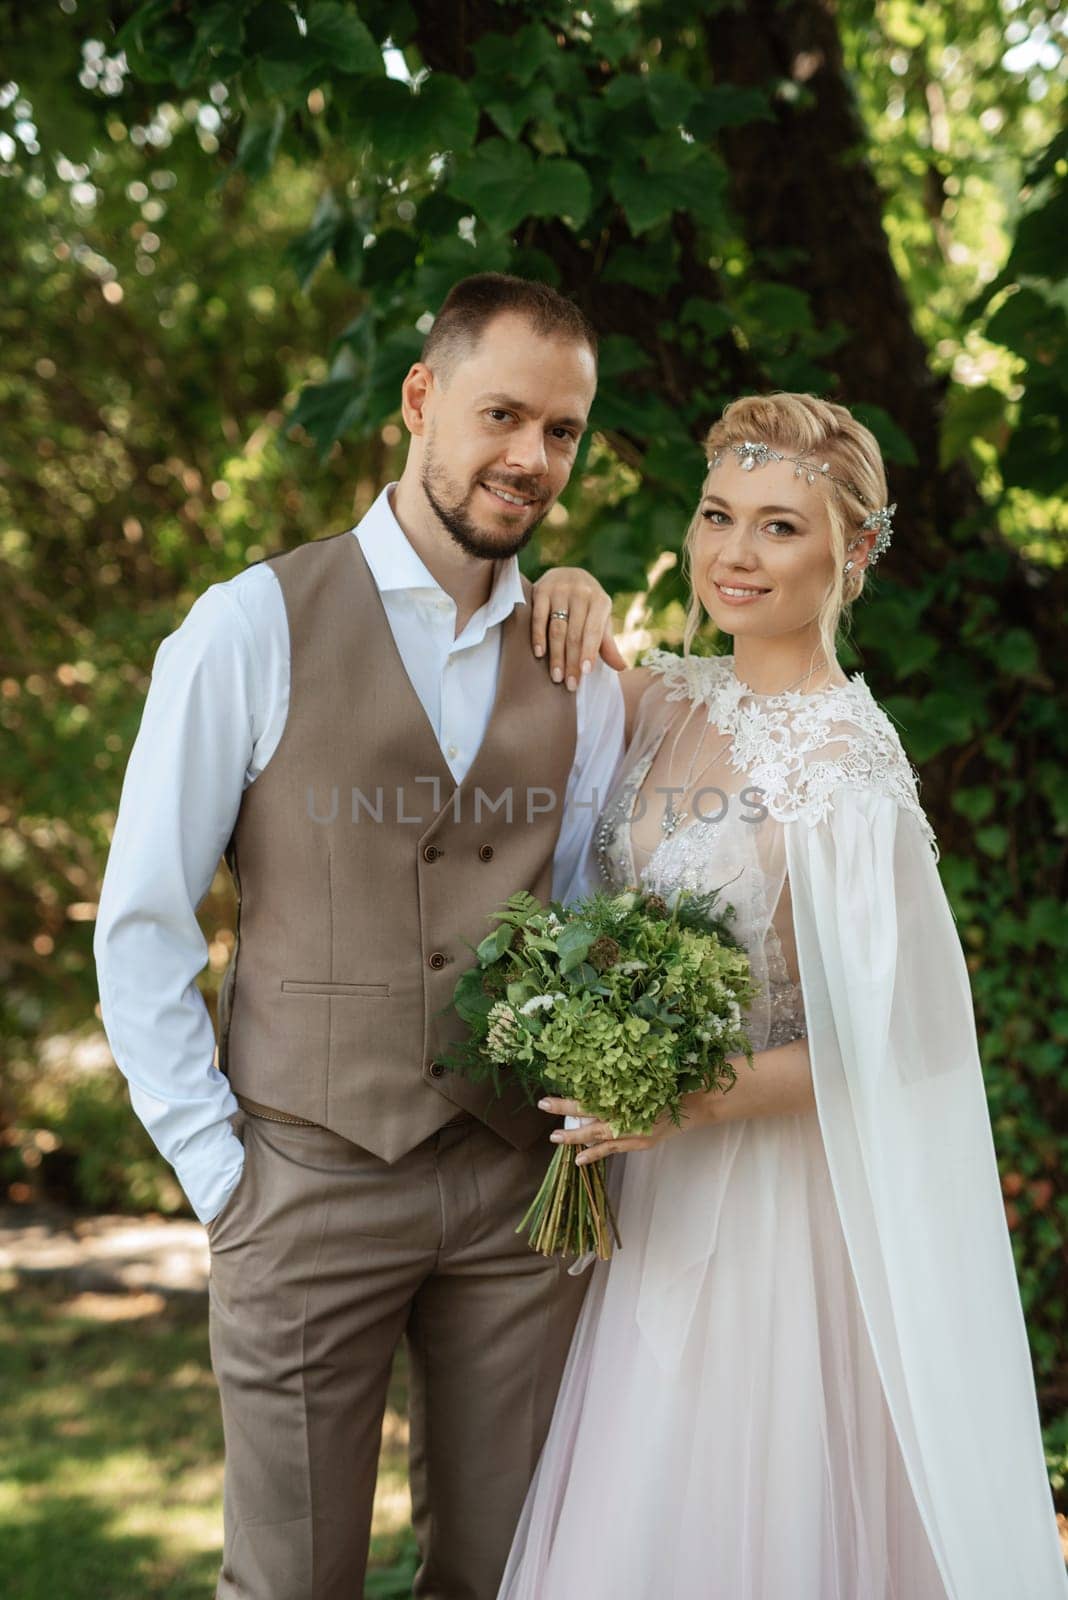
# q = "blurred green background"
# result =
<box><xmin>1</xmin><ymin>0</ymin><xmax>1066</xmax><ymax>1591</ymax></box>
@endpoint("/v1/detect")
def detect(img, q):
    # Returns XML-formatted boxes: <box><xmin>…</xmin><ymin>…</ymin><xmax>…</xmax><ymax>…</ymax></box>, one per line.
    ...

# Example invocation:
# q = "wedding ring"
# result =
<box><xmin>549</xmin><ymin>609</ymin><xmax>570</xmax><ymax>621</ymax></box>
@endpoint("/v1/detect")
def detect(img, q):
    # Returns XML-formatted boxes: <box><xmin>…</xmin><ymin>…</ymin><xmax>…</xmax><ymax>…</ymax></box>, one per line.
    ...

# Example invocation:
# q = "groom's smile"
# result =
<box><xmin>399</xmin><ymin>308</ymin><xmax>597</xmax><ymax>564</ymax></box>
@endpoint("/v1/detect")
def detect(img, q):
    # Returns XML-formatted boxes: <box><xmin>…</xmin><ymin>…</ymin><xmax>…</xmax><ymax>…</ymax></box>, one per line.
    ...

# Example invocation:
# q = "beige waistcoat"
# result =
<box><xmin>216</xmin><ymin>531</ymin><xmax>578</xmax><ymax>1162</ymax></box>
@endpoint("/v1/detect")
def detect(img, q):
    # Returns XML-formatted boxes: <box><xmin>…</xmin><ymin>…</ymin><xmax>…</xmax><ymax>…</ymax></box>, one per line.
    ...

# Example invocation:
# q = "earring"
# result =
<box><xmin>844</xmin><ymin>559</ymin><xmax>856</xmax><ymax>573</ymax></box>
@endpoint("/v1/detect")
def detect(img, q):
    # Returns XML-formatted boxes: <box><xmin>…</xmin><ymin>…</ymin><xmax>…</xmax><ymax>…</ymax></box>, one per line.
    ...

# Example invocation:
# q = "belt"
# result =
<box><xmin>235</xmin><ymin>1093</ymin><xmax>320</xmax><ymax>1127</ymax></box>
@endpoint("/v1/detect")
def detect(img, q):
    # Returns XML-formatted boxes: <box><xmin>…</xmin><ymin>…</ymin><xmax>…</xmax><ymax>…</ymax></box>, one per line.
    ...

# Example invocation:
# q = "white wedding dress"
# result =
<box><xmin>498</xmin><ymin>652</ymin><xmax>1067</xmax><ymax>1600</ymax></box>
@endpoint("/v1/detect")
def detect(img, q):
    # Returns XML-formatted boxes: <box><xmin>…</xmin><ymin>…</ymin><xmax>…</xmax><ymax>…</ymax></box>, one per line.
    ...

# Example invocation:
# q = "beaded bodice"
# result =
<box><xmin>593</xmin><ymin>651</ymin><xmax>935</xmax><ymax>1054</ymax></box>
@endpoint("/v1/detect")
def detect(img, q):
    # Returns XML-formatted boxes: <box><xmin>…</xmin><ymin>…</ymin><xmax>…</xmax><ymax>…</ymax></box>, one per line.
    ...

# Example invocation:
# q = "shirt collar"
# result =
<box><xmin>352</xmin><ymin>482</ymin><xmax>527</xmax><ymax>632</ymax></box>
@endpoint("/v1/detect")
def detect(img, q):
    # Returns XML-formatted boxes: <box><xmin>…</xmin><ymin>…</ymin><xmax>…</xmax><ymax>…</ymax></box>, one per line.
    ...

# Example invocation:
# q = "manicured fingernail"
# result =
<box><xmin>538</xmin><ymin>1099</ymin><xmax>551</xmax><ymax>1109</ymax></box>
<box><xmin>550</xmin><ymin>1131</ymin><xmax>563</xmax><ymax>1143</ymax></box>
<box><xmin>566</xmin><ymin>675</ymin><xmax>577</xmax><ymax>692</ymax></box>
<box><xmin>581</xmin><ymin>659</ymin><xmax>591</xmax><ymax>674</ymax></box>
<box><xmin>551</xmin><ymin>667</ymin><xmax>562</xmax><ymax>683</ymax></box>
<box><xmin>534</xmin><ymin>646</ymin><xmax>544</xmax><ymax>657</ymax></box>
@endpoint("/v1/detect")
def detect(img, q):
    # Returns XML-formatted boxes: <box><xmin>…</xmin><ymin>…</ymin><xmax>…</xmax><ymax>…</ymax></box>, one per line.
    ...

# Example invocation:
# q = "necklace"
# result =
<box><xmin>659</xmin><ymin>658</ymin><xmax>828</xmax><ymax>837</ymax></box>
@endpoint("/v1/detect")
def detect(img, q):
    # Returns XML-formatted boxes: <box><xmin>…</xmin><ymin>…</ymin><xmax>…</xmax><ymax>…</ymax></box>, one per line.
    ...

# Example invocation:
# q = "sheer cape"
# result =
<box><xmin>580</xmin><ymin>652</ymin><xmax>1066</xmax><ymax>1598</ymax></box>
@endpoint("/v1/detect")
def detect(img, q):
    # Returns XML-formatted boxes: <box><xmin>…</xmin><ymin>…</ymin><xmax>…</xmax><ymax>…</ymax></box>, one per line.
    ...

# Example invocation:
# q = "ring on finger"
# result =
<box><xmin>549</xmin><ymin>609</ymin><xmax>570</xmax><ymax>621</ymax></box>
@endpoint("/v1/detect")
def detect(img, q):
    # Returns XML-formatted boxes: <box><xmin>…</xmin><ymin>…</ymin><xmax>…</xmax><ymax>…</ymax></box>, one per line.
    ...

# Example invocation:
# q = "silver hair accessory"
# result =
<box><xmin>711</xmin><ymin>439</ymin><xmax>895</xmax><ymax>565</ymax></box>
<box><xmin>859</xmin><ymin>503</ymin><xmax>895</xmax><ymax>564</ymax></box>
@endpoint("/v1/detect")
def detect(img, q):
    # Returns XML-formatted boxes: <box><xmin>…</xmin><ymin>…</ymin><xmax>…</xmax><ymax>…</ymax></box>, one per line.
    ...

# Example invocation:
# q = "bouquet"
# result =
<box><xmin>444</xmin><ymin>886</ymin><xmax>756</xmax><ymax>1261</ymax></box>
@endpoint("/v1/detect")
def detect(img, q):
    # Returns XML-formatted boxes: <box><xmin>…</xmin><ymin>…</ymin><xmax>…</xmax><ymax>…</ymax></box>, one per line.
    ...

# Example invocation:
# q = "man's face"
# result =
<box><xmin>416</xmin><ymin>311</ymin><xmax>597</xmax><ymax>561</ymax></box>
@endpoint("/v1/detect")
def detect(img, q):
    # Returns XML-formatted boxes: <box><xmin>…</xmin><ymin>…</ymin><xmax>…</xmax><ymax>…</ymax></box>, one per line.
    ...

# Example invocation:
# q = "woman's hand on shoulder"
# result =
<box><xmin>531</xmin><ymin>567</ymin><xmax>626</xmax><ymax>691</ymax></box>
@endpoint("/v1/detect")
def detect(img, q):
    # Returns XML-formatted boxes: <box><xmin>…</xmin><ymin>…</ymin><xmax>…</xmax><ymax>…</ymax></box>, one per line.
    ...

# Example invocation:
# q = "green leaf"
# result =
<box><xmin>848</xmin><ymin>402</ymin><xmax>919</xmax><ymax>467</ymax></box>
<box><xmin>350</xmin><ymin>74</ymin><xmax>477</xmax><ymax>162</ymax></box>
<box><xmin>737</xmin><ymin>281</ymin><xmax>813</xmax><ymax>337</ymax></box>
<box><xmin>596</xmin><ymin>335</ymin><xmax>651</xmax><ymax>380</ymax></box>
<box><xmin>999</xmin><ymin>627</ymin><xmax>1040</xmax><ymax>677</ymax></box>
<box><xmin>286</xmin><ymin>189</ymin><xmax>343</xmax><ymax>290</ymax></box>
<box><xmin>975</xmin><ymin>825</ymin><xmax>1009</xmax><ymax>859</ymax></box>
<box><xmin>940</xmin><ymin>383</ymin><xmax>1008</xmax><ymax>470</ymax></box>
<box><xmin>233</xmin><ymin>103</ymin><xmax>286</xmax><ymax>180</ymax></box>
<box><xmin>305</xmin><ymin>2</ymin><xmax>382</xmax><ymax>75</ymax></box>
<box><xmin>608</xmin><ymin>69</ymin><xmax>701</xmax><ymax>132</ymax></box>
<box><xmin>952</xmin><ymin>786</ymin><xmax>996</xmax><ymax>824</ymax></box>
<box><xmin>485</xmin><ymin>82</ymin><xmax>557</xmax><ymax>142</ymax></box>
<box><xmin>361</xmin><ymin>328</ymin><xmax>428</xmax><ymax>430</ymax></box>
<box><xmin>360</xmin><ymin>228</ymin><xmax>418</xmax><ymax>289</ymax></box>
<box><xmin>601</xmin><ymin>237</ymin><xmax>679</xmax><ymax>294</ymax></box>
<box><xmin>680</xmin><ymin>298</ymin><xmax>735</xmax><ymax>339</ymax></box>
<box><xmin>449</xmin><ymin>139</ymin><xmax>591</xmax><ymax>232</ymax></box>
<box><xmin>472</xmin><ymin>25</ymin><xmax>561</xmax><ymax>89</ymax></box>
<box><xmin>287</xmin><ymin>378</ymin><xmax>366</xmax><ymax>457</ymax></box>
<box><xmin>687</xmin><ymin>84</ymin><xmax>774</xmax><ymax>139</ymax></box>
<box><xmin>610</xmin><ymin>140</ymin><xmax>727</xmax><ymax>234</ymax></box>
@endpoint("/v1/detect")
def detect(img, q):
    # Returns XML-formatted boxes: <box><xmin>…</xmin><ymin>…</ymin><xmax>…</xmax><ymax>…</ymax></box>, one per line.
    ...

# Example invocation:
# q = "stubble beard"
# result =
<box><xmin>421</xmin><ymin>438</ymin><xmax>551</xmax><ymax>561</ymax></box>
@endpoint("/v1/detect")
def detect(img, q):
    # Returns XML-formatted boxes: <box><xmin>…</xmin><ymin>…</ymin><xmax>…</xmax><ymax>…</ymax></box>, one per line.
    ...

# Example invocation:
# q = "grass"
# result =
<box><xmin>0</xmin><ymin>1273</ymin><xmax>417</xmax><ymax>1599</ymax></box>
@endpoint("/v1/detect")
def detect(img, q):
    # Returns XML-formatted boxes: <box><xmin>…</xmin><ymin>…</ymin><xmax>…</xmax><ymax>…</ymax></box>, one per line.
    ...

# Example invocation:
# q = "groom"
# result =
<box><xmin>93</xmin><ymin>273</ymin><xmax>624</xmax><ymax>1598</ymax></box>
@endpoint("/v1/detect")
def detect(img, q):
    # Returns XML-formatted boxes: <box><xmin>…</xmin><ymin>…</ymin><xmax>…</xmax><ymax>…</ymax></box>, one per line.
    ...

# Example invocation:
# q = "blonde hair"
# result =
<box><xmin>681</xmin><ymin>392</ymin><xmax>888</xmax><ymax>669</ymax></box>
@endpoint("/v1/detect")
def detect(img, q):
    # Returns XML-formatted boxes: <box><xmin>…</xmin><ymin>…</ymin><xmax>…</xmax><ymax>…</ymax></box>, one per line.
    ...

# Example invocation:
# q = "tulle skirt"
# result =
<box><xmin>498</xmin><ymin>1109</ymin><xmax>949</xmax><ymax>1600</ymax></box>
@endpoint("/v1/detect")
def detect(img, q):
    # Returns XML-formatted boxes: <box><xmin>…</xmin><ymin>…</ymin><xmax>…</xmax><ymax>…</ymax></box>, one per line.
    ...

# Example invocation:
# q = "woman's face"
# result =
<box><xmin>690</xmin><ymin>455</ymin><xmax>844</xmax><ymax>640</ymax></box>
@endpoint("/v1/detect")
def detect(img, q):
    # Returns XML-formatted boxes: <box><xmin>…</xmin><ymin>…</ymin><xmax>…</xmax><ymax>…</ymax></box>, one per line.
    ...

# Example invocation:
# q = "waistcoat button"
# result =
<box><xmin>423</xmin><ymin>845</ymin><xmax>442</xmax><ymax>862</ymax></box>
<box><xmin>428</xmin><ymin>1061</ymin><xmax>446</xmax><ymax>1079</ymax></box>
<box><xmin>428</xmin><ymin>951</ymin><xmax>448</xmax><ymax>970</ymax></box>
<box><xmin>478</xmin><ymin>844</ymin><xmax>495</xmax><ymax>862</ymax></box>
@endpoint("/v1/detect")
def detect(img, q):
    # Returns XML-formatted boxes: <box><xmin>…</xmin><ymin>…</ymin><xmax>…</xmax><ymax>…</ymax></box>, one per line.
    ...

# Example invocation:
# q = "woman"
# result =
<box><xmin>510</xmin><ymin>393</ymin><xmax>1067</xmax><ymax>1598</ymax></box>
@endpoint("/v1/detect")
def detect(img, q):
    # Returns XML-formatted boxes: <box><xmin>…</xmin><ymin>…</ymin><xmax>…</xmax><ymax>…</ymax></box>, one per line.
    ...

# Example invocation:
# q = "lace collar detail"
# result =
<box><xmin>643</xmin><ymin>648</ymin><xmax>938</xmax><ymax>855</ymax></box>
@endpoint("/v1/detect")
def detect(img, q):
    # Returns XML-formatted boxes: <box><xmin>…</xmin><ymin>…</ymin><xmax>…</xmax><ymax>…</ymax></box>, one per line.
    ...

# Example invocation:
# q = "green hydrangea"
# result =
<box><xmin>445</xmin><ymin>886</ymin><xmax>758</xmax><ymax>1135</ymax></box>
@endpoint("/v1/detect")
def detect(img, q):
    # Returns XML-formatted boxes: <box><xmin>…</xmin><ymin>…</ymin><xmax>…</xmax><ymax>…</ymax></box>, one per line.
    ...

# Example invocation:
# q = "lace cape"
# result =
<box><xmin>641</xmin><ymin>649</ymin><xmax>938</xmax><ymax>857</ymax></box>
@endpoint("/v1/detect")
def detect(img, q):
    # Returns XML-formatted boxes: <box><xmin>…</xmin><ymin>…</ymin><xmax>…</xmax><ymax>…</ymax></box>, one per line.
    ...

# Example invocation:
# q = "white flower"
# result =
<box><xmin>520</xmin><ymin>992</ymin><xmax>565</xmax><ymax>1016</ymax></box>
<box><xmin>616</xmin><ymin>960</ymin><xmax>648</xmax><ymax>976</ymax></box>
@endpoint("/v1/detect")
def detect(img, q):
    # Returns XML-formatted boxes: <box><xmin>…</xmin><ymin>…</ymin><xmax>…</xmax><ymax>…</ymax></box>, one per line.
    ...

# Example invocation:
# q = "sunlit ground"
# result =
<box><xmin>0</xmin><ymin>1273</ymin><xmax>415</xmax><ymax>1599</ymax></box>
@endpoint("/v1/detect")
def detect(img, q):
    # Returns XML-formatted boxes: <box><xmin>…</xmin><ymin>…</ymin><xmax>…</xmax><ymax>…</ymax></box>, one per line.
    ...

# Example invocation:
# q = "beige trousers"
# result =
<box><xmin>208</xmin><ymin>1107</ymin><xmax>588</xmax><ymax>1600</ymax></box>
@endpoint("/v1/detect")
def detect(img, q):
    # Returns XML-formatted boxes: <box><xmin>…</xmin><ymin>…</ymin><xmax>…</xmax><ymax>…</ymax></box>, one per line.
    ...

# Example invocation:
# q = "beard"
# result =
<box><xmin>421</xmin><ymin>436</ymin><xmax>550</xmax><ymax>561</ymax></box>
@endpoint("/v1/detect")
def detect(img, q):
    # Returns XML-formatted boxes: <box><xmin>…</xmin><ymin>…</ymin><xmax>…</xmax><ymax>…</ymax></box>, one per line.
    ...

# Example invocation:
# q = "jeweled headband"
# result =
<box><xmin>709</xmin><ymin>439</ymin><xmax>895</xmax><ymax>565</ymax></box>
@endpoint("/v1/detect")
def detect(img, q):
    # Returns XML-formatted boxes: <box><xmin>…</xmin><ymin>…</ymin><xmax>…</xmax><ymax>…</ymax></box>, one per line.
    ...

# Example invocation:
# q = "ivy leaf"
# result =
<box><xmin>362</xmin><ymin>328</ymin><xmax>426</xmax><ymax>430</ymax></box>
<box><xmin>687</xmin><ymin>84</ymin><xmax>774</xmax><ymax>139</ymax></box>
<box><xmin>473</xmin><ymin>24</ymin><xmax>561</xmax><ymax>89</ymax></box>
<box><xmin>737</xmin><ymin>282</ymin><xmax>814</xmax><ymax>337</ymax></box>
<box><xmin>604</xmin><ymin>69</ymin><xmax>700</xmax><ymax>131</ymax></box>
<box><xmin>602</xmin><ymin>237</ymin><xmax>679</xmax><ymax>294</ymax></box>
<box><xmin>360</xmin><ymin>228</ymin><xmax>419</xmax><ymax>289</ymax></box>
<box><xmin>976</xmin><ymin>825</ymin><xmax>1010</xmax><ymax>859</ymax></box>
<box><xmin>999</xmin><ymin>628</ymin><xmax>1040</xmax><ymax>677</ymax></box>
<box><xmin>304</xmin><ymin>2</ymin><xmax>382</xmax><ymax>75</ymax></box>
<box><xmin>849</xmin><ymin>402</ymin><xmax>919</xmax><ymax>466</ymax></box>
<box><xmin>485</xmin><ymin>82</ymin><xmax>557</xmax><ymax>141</ymax></box>
<box><xmin>350</xmin><ymin>74</ymin><xmax>477</xmax><ymax>161</ymax></box>
<box><xmin>233</xmin><ymin>103</ymin><xmax>286</xmax><ymax>180</ymax></box>
<box><xmin>610</xmin><ymin>140</ymin><xmax>727</xmax><ymax>234</ymax></box>
<box><xmin>680</xmin><ymin>298</ymin><xmax>735</xmax><ymax>339</ymax></box>
<box><xmin>287</xmin><ymin>379</ymin><xmax>366</xmax><ymax>457</ymax></box>
<box><xmin>449</xmin><ymin>139</ymin><xmax>591</xmax><ymax>232</ymax></box>
<box><xmin>194</xmin><ymin>3</ymin><xmax>246</xmax><ymax>55</ymax></box>
<box><xmin>953</xmin><ymin>786</ymin><xmax>996</xmax><ymax>824</ymax></box>
<box><xmin>286</xmin><ymin>189</ymin><xmax>343</xmax><ymax>289</ymax></box>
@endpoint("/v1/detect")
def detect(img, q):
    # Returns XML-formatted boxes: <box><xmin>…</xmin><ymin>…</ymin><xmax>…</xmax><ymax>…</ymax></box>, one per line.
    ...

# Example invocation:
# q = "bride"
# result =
<box><xmin>506</xmin><ymin>393</ymin><xmax>1067</xmax><ymax>1598</ymax></box>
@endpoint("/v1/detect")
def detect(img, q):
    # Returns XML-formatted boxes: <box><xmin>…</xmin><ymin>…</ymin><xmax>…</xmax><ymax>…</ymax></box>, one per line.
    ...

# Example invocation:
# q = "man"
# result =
<box><xmin>93</xmin><ymin>273</ymin><xmax>624</xmax><ymax>1599</ymax></box>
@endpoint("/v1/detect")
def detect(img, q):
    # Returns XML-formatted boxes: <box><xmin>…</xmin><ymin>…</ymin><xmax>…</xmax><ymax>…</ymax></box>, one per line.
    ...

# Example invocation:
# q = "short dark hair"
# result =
<box><xmin>420</xmin><ymin>273</ymin><xmax>597</xmax><ymax>382</ymax></box>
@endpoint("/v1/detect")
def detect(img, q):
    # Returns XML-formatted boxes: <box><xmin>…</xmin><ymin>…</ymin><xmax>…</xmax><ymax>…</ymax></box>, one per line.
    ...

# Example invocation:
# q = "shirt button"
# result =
<box><xmin>446</xmin><ymin>743</ymin><xmax>459</xmax><ymax>760</ymax></box>
<box><xmin>478</xmin><ymin>844</ymin><xmax>495</xmax><ymax>862</ymax></box>
<box><xmin>428</xmin><ymin>951</ymin><xmax>448</xmax><ymax>970</ymax></box>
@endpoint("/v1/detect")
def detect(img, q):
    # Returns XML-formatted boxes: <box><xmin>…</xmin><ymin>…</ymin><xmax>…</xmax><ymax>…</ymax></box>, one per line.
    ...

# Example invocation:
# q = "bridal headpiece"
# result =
<box><xmin>710</xmin><ymin>439</ymin><xmax>895</xmax><ymax>566</ymax></box>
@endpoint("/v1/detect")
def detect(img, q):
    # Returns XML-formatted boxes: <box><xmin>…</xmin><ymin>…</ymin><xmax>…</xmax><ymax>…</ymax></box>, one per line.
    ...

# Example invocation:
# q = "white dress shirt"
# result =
<box><xmin>93</xmin><ymin>485</ymin><xmax>625</xmax><ymax>1224</ymax></box>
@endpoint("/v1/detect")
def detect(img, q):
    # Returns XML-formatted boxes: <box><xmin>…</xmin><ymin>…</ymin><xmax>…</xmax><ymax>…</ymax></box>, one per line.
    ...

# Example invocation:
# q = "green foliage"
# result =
<box><xmin>0</xmin><ymin>0</ymin><xmax>1065</xmax><ymax>1414</ymax></box>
